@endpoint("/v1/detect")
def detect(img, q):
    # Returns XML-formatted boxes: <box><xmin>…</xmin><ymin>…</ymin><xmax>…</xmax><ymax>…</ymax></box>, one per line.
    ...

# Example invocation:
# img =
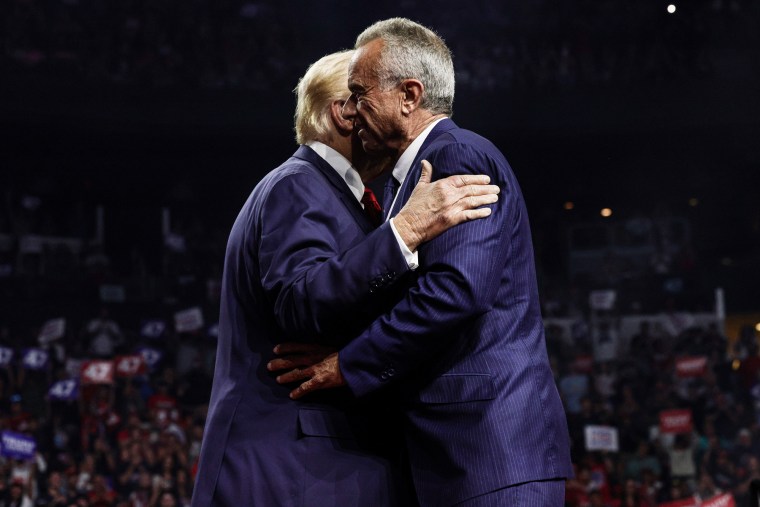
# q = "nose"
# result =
<box><xmin>342</xmin><ymin>93</ymin><xmax>357</xmax><ymax>120</ymax></box>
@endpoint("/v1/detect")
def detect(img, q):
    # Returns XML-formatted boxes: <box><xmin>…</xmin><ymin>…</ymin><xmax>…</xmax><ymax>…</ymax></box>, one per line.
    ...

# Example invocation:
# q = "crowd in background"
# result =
<box><xmin>551</xmin><ymin>318</ymin><xmax>760</xmax><ymax>506</ymax></box>
<box><xmin>1</xmin><ymin>186</ymin><xmax>759</xmax><ymax>506</ymax></box>
<box><xmin>3</xmin><ymin>0</ymin><xmax>756</xmax><ymax>92</ymax></box>
<box><xmin>2</xmin><ymin>0</ymin><xmax>759</xmax><ymax>505</ymax></box>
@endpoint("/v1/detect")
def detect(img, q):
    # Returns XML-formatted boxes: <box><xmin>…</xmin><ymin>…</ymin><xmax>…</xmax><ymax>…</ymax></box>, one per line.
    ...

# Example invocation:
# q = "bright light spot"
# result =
<box><xmin>600</xmin><ymin>208</ymin><xmax>612</xmax><ymax>218</ymax></box>
<box><xmin>564</xmin><ymin>201</ymin><xmax>574</xmax><ymax>210</ymax></box>
<box><xmin>732</xmin><ymin>359</ymin><xmax>741</xmax><ymax>371</ymax></box>
<box><xmin>689</xmin><ymin>197</ymin><xmax>699</xmax><ymax>207</ymax></box>
<box><xmin>667</xmin><ymin>4</ymin><xmax>676</xmax><ymax>13</ymax></box>
<box><xmin>755</xmin><ymin>323</ymin><xmax>760</xmax><ymax>332</ymax></box>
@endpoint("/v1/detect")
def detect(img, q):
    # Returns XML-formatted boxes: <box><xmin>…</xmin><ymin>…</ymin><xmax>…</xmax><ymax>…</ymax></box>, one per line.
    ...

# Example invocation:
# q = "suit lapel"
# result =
<box><xmin>292</xmin><ymin>145</ymin><xmax>375</xmax><ymax>234</ymax></box>
<box><xmin>388</xmin><ymin>119</ymin><xmax>458</xmax><ymax>218</ymax></box>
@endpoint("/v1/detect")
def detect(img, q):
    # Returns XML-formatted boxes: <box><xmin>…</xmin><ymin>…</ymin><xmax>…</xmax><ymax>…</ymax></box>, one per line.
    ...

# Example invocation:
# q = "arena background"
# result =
<box><xmin>0</xmin><ymin>1</ymin><xmax>759</xmax><ymax>505</ymax></box>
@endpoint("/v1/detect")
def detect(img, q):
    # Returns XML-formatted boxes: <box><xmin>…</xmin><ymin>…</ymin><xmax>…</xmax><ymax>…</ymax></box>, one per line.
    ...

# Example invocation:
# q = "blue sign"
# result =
<box><xmin>1</xmin><ymin>431</ymin><xmax>37</xmax><ymax>460</ymax></box>
<box><xmin>140</xmin><ymin>320</ymin><xmax>167</xmax><ymax>339</ymax></box>
<box><xmin>48</xmin><ymin>379</ymin><xmax>79</xmax><ymax>401</ymax></box>
<box><xmin>138</xmin><ymin>347</ymin><xmax>163</xmax><ymax>370</ymax></box>
<box><xmin>21</xmin><ymin>348</ymin><xmax>49</xmax><ymax>370</ymax></box>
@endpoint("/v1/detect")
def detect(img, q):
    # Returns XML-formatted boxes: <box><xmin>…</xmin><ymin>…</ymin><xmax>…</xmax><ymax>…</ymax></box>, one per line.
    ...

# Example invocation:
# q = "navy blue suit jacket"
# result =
<box><xmin>339</xmin><ymin>119</ymin><xmax>574</xmax><ymax>506</ymax></box>
<box><xmin>191</xmin><ymin>146</ymin><xmax>411</xmax><ymax>506</ymax></box>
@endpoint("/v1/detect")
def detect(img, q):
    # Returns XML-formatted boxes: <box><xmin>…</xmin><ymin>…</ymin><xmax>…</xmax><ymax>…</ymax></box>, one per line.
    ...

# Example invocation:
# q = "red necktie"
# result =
<box><xmin>361</xmin><ymin>187</ymin><xmax>383</xmax><ymax>227</ymax></box>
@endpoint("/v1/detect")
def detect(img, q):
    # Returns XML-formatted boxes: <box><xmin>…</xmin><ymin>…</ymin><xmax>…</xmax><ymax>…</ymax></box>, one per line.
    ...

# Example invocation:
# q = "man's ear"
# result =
<box><xmin>400</xmin><ymin>79</ymin><xmax>424</xmax><ymax>115</ymax></box>
<box><xmin>330</xmin><ymin>99</ymin><xmax>353</xmax><ymax>135</ymax></box>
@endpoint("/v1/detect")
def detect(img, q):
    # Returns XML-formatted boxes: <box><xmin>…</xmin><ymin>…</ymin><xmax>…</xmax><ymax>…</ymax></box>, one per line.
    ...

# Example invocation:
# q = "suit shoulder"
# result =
<box><xmin>250</xmin><ymin>157</ymin><xmax>331</xmax><ymax>202</ymax></box>
<box><xmin>424</xmin><ymin>128</ymin><xmax>511</xmax><ymax>173</ymax></box>
<box><xmin>259</xmin><ymin>157</ymin><xmax>323</xmax><ymax>187</ymax></box>
<box><xmin>440</xmin><ymin>127</ymin><xmax>503</xmax><ymax>156</ymax></box>
<box><xmin>233</xmin><ymin>157</ymin><xmax>328</xmax><ymax>229</ymax></box>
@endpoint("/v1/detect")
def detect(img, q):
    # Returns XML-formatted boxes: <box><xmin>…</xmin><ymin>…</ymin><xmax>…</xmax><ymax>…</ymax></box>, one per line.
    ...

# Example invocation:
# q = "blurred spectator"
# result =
<box><xmin>619</xmin><ymin>478</ymin><xmax>654</xmax><ymax>507</ymax></box>
<box><xmin>83</xmin><ymin>309</ymin><xmax>123</xmax><ymax>359</ymax></box>
<box><xmin>666</xmin><ymin>433</ymin><xmax>697</xmax><ymax>489</ymax></box>
<box><xmin>624</xmin><ymin>442</ymin><xmax>662</xmax><ymax>481</ymax></box>
<box><xmin>34</xmin><ymin>470</ymin><xmax>67</xmax><ymax>506</ymax></box>
<box><xmin>703</xmin><ymin>447</ymin><xmax>737</xmax><ymax>492</ymax></box>
<box><xmin>560</xmin><ymin>360</ymin><xmax>591</xmax><ymax>416</ymax></box>
<box><xmin>6</xmin><ymin>480</ymin><xmax>34</xmax><ymax>507</ymax></box>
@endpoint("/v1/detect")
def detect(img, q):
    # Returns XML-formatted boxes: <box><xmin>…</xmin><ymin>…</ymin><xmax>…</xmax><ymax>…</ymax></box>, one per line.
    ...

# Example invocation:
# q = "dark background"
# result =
<box><xmin>1</xmin><ymin>0</ymin><xmax>759</xmax><ymax>314</ymax></box>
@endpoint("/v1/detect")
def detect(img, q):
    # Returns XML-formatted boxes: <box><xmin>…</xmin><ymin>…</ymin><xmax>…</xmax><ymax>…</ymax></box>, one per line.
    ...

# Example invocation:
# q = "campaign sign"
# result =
<box><xmin>584</xmin><ymin>425</ymin><xmax>619</xmax><ymax>452</ymax></box>
<box><xmin>658</xmin><ymin>494</ymin><xmax>736</xmax><ymax>507</ymax></box>
<box><xmin>675</xmin><ymin>356</ymin><xmax>708</xmax><ymax>378</ymax></box>
<box><xmin>702</xmin><ymin>493</ymin><xmax>736</xmax><ymax>507</ymax></box>
<box><xmin>38</xmin><ymin>318</ymin><xmax>66</xmax><ymax>344</ymax></box>
<box><xmin>589</xmin><ymin>290</ymin><xmax>616</xmax><ymax>310</ymax></box>
<box><xmin>138</xmin><ymin>347</ymin><xmax>163</xmax><ymax>371</ymax></box>
<box><xmin>22</xmin><ymin>348</ymin><xmax>49</xmax><ymax>370</ymax></box>
<box><xmin>48</xmin><ymin>379</ymin><xmax>79</xmax><ymax>401</ymax></box>
<box><xmin>140</xmin><ymin>320</ymin><xmax>166</xmax><ymax>339</ymax></box>
<box><xmin>0</xmin><ymin>431</ymin><xmax>37</xmax><ymax>461</ymax></box>
<box><xmin>175</xmin><ymin>307</ymin><xmax>204</xmax><ymax>333</ymax></box>
<box><xmin>80</xmin><ymin>360</ymin><xmax>115</xmax><ymax>385</ymax></box>
<box><xmin>659</xmin><ymin>409</ymin><xmax>693</xmax><ymax>434</ymax></box>
<box><xmin>115</xmin><ymin>355</ymin><xmax>146</xmax><ymax>377</ymax></box>
<box><xmin>0</xmin><ymin>347</ymin><xmax>13</xmax><ymax>367</ymax></box>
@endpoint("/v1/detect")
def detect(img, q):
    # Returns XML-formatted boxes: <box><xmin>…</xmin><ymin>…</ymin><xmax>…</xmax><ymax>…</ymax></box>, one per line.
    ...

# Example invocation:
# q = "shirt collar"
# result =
<box><xmin>391</xmin><ymin>117</ymin><xmax>447</xmax><ymax>185</ymax></box>
<box><xmin>306</xmin><ymin>141</ymin><xmax>364</xmax><ymax>203</ymax></box>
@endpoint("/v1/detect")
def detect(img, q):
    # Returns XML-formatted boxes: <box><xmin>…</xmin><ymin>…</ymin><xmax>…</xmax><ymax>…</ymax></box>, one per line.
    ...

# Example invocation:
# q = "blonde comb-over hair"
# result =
<box><xmin>294</xmin><ymin>50</ymin><xmax>353</xmax><ymax>145</ymax></box>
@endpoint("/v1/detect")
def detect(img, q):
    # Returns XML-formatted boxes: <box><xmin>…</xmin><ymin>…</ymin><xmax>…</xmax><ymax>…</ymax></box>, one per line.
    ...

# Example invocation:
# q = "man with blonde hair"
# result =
<box><xmin>191</xmin><ymin>49</ymin><xmax>499</xmax><ymax>506</ymax></box>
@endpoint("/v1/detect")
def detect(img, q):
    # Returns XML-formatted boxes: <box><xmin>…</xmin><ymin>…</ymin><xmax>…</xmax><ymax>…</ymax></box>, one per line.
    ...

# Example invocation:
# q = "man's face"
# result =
<box><xmin>349</xmin><ymin>124</ymin><xmax>394</xmax><ymax>181</ymax></box>
<box><xmin>342</xmin><ymin>39</ymin><xmax>404</xmax><ymax>154</ymax></box>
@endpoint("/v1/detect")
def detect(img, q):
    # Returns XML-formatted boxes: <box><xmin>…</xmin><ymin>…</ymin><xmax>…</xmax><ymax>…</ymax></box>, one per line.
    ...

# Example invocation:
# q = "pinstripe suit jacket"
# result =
<box><xmin>191</xmin><ymin>146</ymin><xmax>411</xmax><ymax>506</ymax></box>
<box><xmin>339</xmin><ymin>119</ymin><xmax>573</xmax><ymax>506</ymax></box>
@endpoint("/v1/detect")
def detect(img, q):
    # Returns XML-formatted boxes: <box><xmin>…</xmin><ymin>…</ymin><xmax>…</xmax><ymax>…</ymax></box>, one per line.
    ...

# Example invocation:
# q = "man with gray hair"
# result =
<box><xmin>274</xmin><ymin>18</ymin><xmax>573</xmax><ymax>506</ymax></box>
<box><xmin>191</xmin><ymin>49</ymin><xmax>500</xmax><ymax>506</ymax></box>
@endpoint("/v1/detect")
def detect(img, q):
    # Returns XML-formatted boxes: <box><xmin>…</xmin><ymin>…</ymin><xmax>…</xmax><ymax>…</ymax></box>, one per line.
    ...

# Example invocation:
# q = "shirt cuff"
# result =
<box><xmin>389</xmin><ymin>218</ymin><xmax>419</xmax><ymax>270</ymax></box>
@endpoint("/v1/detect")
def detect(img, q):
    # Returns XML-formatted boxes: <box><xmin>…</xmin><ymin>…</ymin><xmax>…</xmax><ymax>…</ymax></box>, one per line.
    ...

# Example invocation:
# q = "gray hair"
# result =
<box><xmin>355</xmin><ymin>18</ymin><xmax>454</xmax><ymax>116</ymax></box>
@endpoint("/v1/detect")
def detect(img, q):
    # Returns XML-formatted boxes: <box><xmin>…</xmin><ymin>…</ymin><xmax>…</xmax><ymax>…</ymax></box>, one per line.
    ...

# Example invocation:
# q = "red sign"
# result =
<box><xmin>80</xmin><ymin>360</ymin><xmax>115</xmax><ymax>385</ymax></box>
<box><xmin>657</xmin><ymin>494</ymin><xmax>735</xmax><ymax>507</ymax></box>
<box><xmin>675</xmin><ymin>356</ymin><xmax>707</xmax><ymax>378</ymax></box>
<box><xmin>659</xmin><ymin>409</ymin><xmax>693</xmax><ymax>434</ymax></box>
<box><xmin>702</xmin><ymin>494</ymin><xmax>736</xmax><ymax>507</ymax></box>
<box><xmin>115</xmin><ymin>355</ymin><xmax>146</xmax><ymax>377</ymax></box>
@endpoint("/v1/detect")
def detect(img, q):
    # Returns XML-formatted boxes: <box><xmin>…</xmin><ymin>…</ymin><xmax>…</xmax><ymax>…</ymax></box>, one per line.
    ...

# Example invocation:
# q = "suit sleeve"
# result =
<box><xmin>339</xmin><ymin>143</ymin><xmax>514</xmax><ymax>395</ymax></box>
<box><xmin>256</xmin><ymin>169</ymin><xmax>409</xmax><ymax>343</ymax></box>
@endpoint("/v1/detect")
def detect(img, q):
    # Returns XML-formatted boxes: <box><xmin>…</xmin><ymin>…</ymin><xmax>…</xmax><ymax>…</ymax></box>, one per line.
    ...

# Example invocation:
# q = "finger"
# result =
<box><xmin>462</xmin><ymin>208</ymin><xmax>492</xmax><ymax>221</ymax></box>
<box><xmin>267</xmin><ymin>356</ymin><xmax>318</xmax><ymax>372</ymax></box>
<box><xmin>458</xmin><ymin>194</ymin><xmax>499</xmax><ymax>209</ymax></box>
<box><xmin>418</xmin><ymin>160</ymin><xmax>433</xmax><ymax>184</ymax></box>
<box><xmin>276</xmin><ymin>367</ymin><xmax>312</xmax><ymax>384</ymax></box>
<box><xmin>462</xmin><ymin>184</ymin><xmax>500</xmax><ymax>197</ymax></box>
<box><xmin>445</xmin><ymin>174</ymin><xmax>490</xmax><ymax>186</ymax></box>
<box><xmin>289</xmin><ymin>377</ymin><xmax>324</xmax><ymax>400</ymax></box>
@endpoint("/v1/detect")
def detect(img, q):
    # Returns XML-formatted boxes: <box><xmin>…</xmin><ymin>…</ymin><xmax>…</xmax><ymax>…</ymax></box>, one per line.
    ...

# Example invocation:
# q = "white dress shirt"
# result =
<box><xmin>306</xmin><ymin>141</ymin><xmax>418</xmax><ymax>269</ymax></box>
<box><xmin>386</xmin><ymin>117</ymin><xmax>447</xmax><ymax>217</ymax></box>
